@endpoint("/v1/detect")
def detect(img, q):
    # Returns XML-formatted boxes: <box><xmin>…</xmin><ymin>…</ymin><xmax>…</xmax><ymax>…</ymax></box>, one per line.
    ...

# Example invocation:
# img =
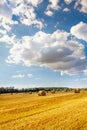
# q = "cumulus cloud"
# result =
<box><xmin>11</xmin><ymin>0</ymin><xmax>43</xmax><ymax>7</ymax></box>
<box><xmin>12</xmin><ymin>0</ymin><xmax>44</xmax><ymax>29</ymax></box>
<box><xmin>64</xmin><ymin>0</ymin><xmax>87</xmax><ymax>14</ymax></box>
<box><xmin>0</xmin><ymin>29</ymin><xmax>7</xmax><ymax>35</ymax></box>
<box><xmin>12</xmin><ymin>2</ymin><xmax>44</xmax><ymax>29</ymax></box>
<box><xmin>45</xmin><ymin>0</ymin><xmax>61</xmax><ymax>16</ymax></box>
<box><xmin>0</xmin><ymin>34</ymin><xmax>16</xmax><ymax>45</ymax></box>
<box><xmin>71</xmin><ymin>22</ymin><xmax>87</xmax><ymax>42</ymax></box>
<box><xmin>64</xmin><ymin>0</ymin><xmax>73</xmax><ymax>5</ymax></box>
<box><xmin>0</xmin><ymin>1</ymin><xmax>16</xmax><ymax>33</ymax></box>
<box><xmin>26</xmin><ymin>0</ymin><xmax>43</xmax><ymax>7</ymax></box>
<box><xmin>6</xmin><ymin>30</ymin><xmax>87</xmax><ymax>75</ymax></box>
<box><xmin>45</xmin><ymin>10</ymin><xmax>54</xmax><ymax>16</ymax></box>
<box><xmin>75</xmin><ymin>0</ymin><xmax>87</xmax><ymax>13</ymax></box>
<box><xmin>0</xmin><ymin>0</ymin><xmax>44</xmax><ymax>34</ymax></box>
<box><xmin>63</xmin><ymin>8</ymin><xmax>70</xmax><ymax>12</ymax></box>
<box><xmin>0</xmin><ymin>1</ymin><xmax>12</xmax><ymax>18</ymax></box>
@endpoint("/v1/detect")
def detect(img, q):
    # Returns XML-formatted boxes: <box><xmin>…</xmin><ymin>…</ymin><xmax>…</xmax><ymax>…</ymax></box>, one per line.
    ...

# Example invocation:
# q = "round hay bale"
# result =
<box><xmin>74</xmin><ymin>88</ymin><xmax>80</xmax><ymax>93</ymax></box>
<box><xmin>38</xmin><ymin>90</ymin><xmax>46</xmax><ymax>96</ymax></box>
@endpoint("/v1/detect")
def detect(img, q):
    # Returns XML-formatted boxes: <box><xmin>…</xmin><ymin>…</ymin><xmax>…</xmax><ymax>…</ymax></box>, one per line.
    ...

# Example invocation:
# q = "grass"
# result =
<box><xmin>0</xmin><ymin>91</ymin><xmax>87</xmax><ymax>130</ymax></box>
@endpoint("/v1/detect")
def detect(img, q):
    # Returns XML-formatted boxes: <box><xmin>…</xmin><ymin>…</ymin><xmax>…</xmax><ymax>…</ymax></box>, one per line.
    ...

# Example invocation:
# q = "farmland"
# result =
<box><xmin>0</xmin><ymin>91</ymin><xmax>87</xmax><ymax>130</ymax></box>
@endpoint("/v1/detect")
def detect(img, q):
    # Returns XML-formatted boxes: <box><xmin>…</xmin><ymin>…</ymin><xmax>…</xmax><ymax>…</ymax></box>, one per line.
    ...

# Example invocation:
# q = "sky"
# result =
<box><xmin>0</xmin><ymin>0</ymin><xmax>87</xmax><ymax>88</ymax></box>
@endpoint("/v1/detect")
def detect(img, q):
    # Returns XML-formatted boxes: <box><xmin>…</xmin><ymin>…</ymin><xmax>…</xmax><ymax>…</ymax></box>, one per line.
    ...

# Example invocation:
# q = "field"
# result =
<box><xmin>0</xmin><ymin>91</ymin><xmax>87</xmax><ymax>130</ymax></box>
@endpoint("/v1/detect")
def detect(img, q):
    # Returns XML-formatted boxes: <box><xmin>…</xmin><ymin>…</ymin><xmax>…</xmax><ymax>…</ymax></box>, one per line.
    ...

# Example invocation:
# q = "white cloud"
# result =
<box><xmin>0</xmin><ymin>34</ymin><xmax>16</xmax><ymax>45</ymax></box>
<box><xmin>71</xmin><ymin>22</ymin><xmax>87</xmax><ymax>42</ymax></box>
<box><xmin>9</xmin><ymin>0</ymin><xmax>23</xmax><ymax>6</ymax></box>
<box><xmin>0</xmin><ymin>1</ymin><xmax>12</xmax><ymax>18</ymax></box>
<box><xmin>64</xmin><ymin>0</ymin><xmax>87</xmax><ymax>14</ymax></box>
<box><xmin>26</xmin><ymin>0</ymin><xmax>43</xmax><ymax>7</ymax></box>
<box><xmin>6</xmin><ymin>30</ymin><xmax>87</xmax><ymax>76</ymax></box>
<box><xmin>45</xmin><ymin>10</ymin><xmax>54</xmax><ymax>16</ymax></box>
<box><xmin>63</xmin><ymin>8</ymin><xmax>70</xmax><ymax>12</ymax></box>
<box><xmin>0</xmin><ymin>1</ymin><xmax>18</xmax><ymax>33</ymax></box>
<box><xmin>48</xmin><ymin>0</ymin><xmax>60</xmax><ymax>10</ymax></box>
<box><xmin>11</xmin><ymin>0</ymin><xmax>43</xmax><ymax>7</ymax></box>
<box><xmin>45</xmin><ymin>0</ymin><xmax>61</xmax><ymax>16</ymax></box>
<box><xmin>0</xmin><ymin>0</ymin><xmax>44</xmax><ymax>34</ymax></box>
<box><xmin>27</xmin><ymin>74</ymin><xmax>33</xmax><ymax>78</ymax></box>
<box><xmin>64</xmin><ymin>0</ymin><xmax>73</xmax><ymax>5</ymax></box>
<box><xmin>0</xmin><ymin>29</ymin><xmax>7</xmax><ymax>35</ymax></box>
<box><xmin>75</xmin><ymin>0</ymin><xmax>87</xmax><ymax>13</ymax></box>
<box><xmin>12</xmin><ymin>1</ymin><xmax>44</xmax><ymax>29</ymax></box>
<box><xmin>12</xmin><ymin>74</ymin><xmax>25</xmax><ymax>78</ymax></box>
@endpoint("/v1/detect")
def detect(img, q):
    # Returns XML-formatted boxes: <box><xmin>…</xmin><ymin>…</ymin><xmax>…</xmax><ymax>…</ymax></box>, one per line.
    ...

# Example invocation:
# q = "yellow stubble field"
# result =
<box><xmin>0</xmin><ymin>91</ymin><xmax>87</xmax><ymax>130</ymax></box>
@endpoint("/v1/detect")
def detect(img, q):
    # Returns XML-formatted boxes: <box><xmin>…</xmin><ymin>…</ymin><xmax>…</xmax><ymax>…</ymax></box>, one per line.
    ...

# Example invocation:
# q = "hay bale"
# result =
<box><xmin>74</xmin><ymin>88</ymin><xmax>80</xmax><ymax>93</ymax></box>
<box><xmin>38</xmin><ymin>90</ymin><xmax>46</xmax><ymax>96</ymax></box>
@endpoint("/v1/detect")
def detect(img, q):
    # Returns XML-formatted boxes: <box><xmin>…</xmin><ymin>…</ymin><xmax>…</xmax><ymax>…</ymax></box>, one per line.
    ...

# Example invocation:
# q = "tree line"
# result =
<box><xmin>0</xmin><ymin>86</ymin><xmax>72</xmax><ymax>94</ymax></box>
<box><xmin>0</xmin><ymin>86</ymin><xmax>86</xmax><ymax>94</ymax></box>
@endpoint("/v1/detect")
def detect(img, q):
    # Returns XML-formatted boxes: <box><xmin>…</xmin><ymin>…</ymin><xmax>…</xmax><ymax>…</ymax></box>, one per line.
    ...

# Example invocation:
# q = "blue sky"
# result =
<box><xmin>0</xmin><ymin>0</ymin><xmax>87</xmax><ymax>88</ymax></box>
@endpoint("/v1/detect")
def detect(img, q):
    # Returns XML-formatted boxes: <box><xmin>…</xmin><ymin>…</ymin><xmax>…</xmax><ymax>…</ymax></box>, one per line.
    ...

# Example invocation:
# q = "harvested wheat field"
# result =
<box><xmin>0</xmin><ymin>91</ymin><xmax>87</xmax><ymax>130</ymax></box>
